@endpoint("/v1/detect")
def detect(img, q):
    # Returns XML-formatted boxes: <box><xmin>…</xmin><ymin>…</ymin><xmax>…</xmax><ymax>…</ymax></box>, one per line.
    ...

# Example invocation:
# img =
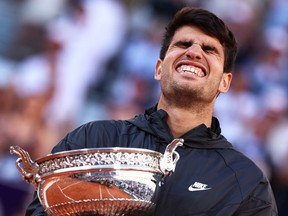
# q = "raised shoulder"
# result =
<box><xmin>52</xmin><ymin>120</ymin><xmax>128</xmax><ymax>152</ymax></box>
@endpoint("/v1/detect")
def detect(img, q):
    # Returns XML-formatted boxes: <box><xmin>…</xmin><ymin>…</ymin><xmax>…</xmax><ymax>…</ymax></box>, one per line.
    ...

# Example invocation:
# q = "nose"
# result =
<box><xmin>186</xmin><ymin>43</ymin><xmax>202</xmax><ymax>59</ymax></box>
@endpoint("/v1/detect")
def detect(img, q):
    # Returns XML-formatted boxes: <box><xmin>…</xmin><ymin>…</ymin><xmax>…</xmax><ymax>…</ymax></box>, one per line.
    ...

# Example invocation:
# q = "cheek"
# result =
<box><xmin>207</xmin><ymin>54</ymin><xmax>224</xmax><ymax>69</ymax></box>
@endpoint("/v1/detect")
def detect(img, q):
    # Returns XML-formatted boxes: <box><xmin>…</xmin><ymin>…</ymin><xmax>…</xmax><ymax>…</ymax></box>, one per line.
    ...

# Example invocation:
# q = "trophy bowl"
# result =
<box><xmin>10</xmin><ymin>139</ymin><xmax>183</xmax><ymax>216</ymax></box>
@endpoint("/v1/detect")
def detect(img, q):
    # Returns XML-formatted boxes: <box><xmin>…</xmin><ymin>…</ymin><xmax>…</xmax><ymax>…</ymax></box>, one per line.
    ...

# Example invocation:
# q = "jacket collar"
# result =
<box><xmin>128</xmin><ymin>105</ymin><xmax>233</xmax><ymax>149</ymax></box>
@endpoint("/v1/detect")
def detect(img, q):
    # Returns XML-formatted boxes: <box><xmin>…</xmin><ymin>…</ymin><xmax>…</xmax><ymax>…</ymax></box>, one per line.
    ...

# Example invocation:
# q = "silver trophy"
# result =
<box><xmin>10</xmin><ymin>139</ymin><xmax>183</xmax><ymax>216</ymax></box>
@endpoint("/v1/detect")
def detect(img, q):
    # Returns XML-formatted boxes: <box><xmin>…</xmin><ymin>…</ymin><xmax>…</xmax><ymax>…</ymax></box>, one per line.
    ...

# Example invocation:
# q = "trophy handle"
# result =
<box><xmin>160</xmin><ymin>138</ymin><xmax>184</xmax><ymax>176</ymax></box>
<box><xmin>10</xmin><ymin>146</ymin><xmax>41</xmax><ymax>189</ymax></box>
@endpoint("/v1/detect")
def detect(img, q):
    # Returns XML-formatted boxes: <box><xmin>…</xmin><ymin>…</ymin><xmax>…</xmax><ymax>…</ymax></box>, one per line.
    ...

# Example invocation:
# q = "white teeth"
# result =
<box><xmin>178</xmin><ymin>65</ymin><xmax>205</xmax><ymax>77</ymax></box>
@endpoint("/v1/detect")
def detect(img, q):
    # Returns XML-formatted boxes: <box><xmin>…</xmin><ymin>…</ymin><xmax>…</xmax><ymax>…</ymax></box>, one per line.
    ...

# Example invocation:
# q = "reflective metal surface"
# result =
<box><xmin>10</xmin><ymin>139</ymin><xmax>183</xmax><ymax>216</ymax></box>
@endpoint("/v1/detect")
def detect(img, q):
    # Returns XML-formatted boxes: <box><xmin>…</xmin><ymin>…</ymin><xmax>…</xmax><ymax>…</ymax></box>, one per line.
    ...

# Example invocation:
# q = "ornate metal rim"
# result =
<box><xmin>36</xmin><ymin>148</ymin><xmax>162</xmax><ymax>162</ymax></box>
<box><xmin>37</xmin><ymin>148</ymin><xmax>162</xmax><ymax>177</ymax></box>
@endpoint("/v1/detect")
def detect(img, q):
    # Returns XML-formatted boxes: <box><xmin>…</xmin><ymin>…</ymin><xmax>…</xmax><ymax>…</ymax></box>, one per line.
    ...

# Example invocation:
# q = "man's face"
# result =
<box><xmin>155</xmin><ymin>26</ymin><xmax>232</xmax><ymax>107</ymax></box>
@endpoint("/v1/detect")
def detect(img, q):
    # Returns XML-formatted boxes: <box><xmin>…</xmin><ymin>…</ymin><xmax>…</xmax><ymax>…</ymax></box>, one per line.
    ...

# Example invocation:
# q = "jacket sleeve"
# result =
<box><xmin>25</xmin><ymin>192</ymin><xmax>47</xmax><ymax>216</ymax></box>
<box><xmin>235</xmin><ymin>178</ymin><xmax>278</xmax><ymax>216</ymax></box>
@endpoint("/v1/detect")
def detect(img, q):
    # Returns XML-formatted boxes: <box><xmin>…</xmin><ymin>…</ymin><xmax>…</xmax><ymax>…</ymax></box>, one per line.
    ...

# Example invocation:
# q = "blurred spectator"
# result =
<box><xmin>45</xmin><ymin>0</ymin><xmax>128</xmax><ymax>132</ymax></box>
<box><xmin>0</xmin><ymin>0</ymin><xmax>22</xmax><ymax>56</ymax></box>
<box><xmin>265</xmin><ymin>91</ymin><xmax>288</xmax><ymax>216</ymax></box>
<box><xmin>265</xmin><ymin>0</ymin><xmax>288</xmax><ymax>28</ymax></box>
<box><xmin>214</xmin><ymin>68</ymin><xmax>271</xmax><ymax>176</ymax></box>
<box><xmin>249</xmin><ymin>27</ymin><xmax>288</xmax><ymax>94</ymax></box>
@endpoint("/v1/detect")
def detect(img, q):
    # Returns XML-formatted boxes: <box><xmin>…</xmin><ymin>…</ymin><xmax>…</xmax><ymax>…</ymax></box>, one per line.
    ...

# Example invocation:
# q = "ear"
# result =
<box><xmin>218</xmin><ymin>72</ymin><xmax>232</xmax><ymax>93</ymax></box>
<box><xmin>154</xmin><ymin>59</ymin><xmax>162</xmax><ymax>81</ymax></box>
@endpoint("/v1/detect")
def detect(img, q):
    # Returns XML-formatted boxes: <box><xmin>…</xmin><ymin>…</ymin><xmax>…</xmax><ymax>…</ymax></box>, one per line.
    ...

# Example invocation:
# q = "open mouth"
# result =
<box><xmin>176</xmin><ymin>64</ymin><xmax>206</xmax><ymax>78</ymax></box>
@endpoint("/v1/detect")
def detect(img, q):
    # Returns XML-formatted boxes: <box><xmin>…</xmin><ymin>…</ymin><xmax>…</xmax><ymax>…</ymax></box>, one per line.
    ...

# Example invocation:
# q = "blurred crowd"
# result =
<box><xmin>0</xmin><ymin>0</ymin><xmax>287</xmax><ymax>215</ymax></box>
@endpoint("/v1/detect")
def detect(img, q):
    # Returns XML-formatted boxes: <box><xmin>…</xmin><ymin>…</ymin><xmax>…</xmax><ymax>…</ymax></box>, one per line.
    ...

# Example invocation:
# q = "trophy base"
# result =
<box><xmin>46</xmin><ymin>198</ymin><xmax>155</xmax><ymax>216</ymax></box>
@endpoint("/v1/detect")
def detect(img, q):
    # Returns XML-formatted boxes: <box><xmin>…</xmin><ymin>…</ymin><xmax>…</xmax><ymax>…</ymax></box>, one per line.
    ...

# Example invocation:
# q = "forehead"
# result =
<box><xmin>172</xmin><ymin>26</ymin><xmax>223</xmax><ymax>49</ymax></box>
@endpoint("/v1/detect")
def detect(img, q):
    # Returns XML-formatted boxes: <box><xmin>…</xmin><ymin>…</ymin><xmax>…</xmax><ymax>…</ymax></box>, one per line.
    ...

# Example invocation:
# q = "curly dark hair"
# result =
<box><xmin>159</xmin><ymin>7</ymin><xmax>238</xmax><ymax>73</ymax></box>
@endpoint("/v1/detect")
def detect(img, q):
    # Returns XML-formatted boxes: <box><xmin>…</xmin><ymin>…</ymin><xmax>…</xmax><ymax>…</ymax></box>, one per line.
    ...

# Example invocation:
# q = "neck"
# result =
<box><xmin>157</xmin><ymin>96</ymin><xmax>214</xmax><ymax>138</ymax></box>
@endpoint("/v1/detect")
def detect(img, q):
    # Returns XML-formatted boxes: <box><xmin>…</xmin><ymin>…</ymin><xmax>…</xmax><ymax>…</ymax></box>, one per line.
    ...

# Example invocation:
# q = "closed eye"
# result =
<box><xmin>173</xmin><ymin>41</ymin><xmax>219</xmax><ymax>55</ymax></box>
<box><xmin>174</xmin><ymin>41</ymin><xmax>193</xmax><ymax>48</ymax></box>
<box><xmin>202</xmin><ymin>45</ymin><xmax>218</xmax><ymax>54</ymax></box>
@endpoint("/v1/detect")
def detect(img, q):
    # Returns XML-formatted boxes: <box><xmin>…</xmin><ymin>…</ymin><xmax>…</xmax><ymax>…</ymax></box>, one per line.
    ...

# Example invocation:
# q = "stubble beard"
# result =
<box><xmin>161</xmin><ymin>80</ymin><xmax>215</xmax><ymax>109</ymax></box>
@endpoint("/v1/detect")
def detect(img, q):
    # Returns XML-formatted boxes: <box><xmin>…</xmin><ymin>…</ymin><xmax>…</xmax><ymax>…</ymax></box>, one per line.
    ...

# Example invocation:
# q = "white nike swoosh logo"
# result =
<box><xmin>188</xmin><ymin>185</ymin><xmax>211</xmax><ymax>191</ymax></box>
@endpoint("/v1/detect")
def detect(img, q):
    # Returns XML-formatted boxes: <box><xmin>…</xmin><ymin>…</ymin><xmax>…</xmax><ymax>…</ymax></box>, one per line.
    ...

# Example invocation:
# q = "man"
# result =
<box><xmin>26</xmin><ymin>7</ymin><xmax>278</xmax><ymax>216</ymax></box>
